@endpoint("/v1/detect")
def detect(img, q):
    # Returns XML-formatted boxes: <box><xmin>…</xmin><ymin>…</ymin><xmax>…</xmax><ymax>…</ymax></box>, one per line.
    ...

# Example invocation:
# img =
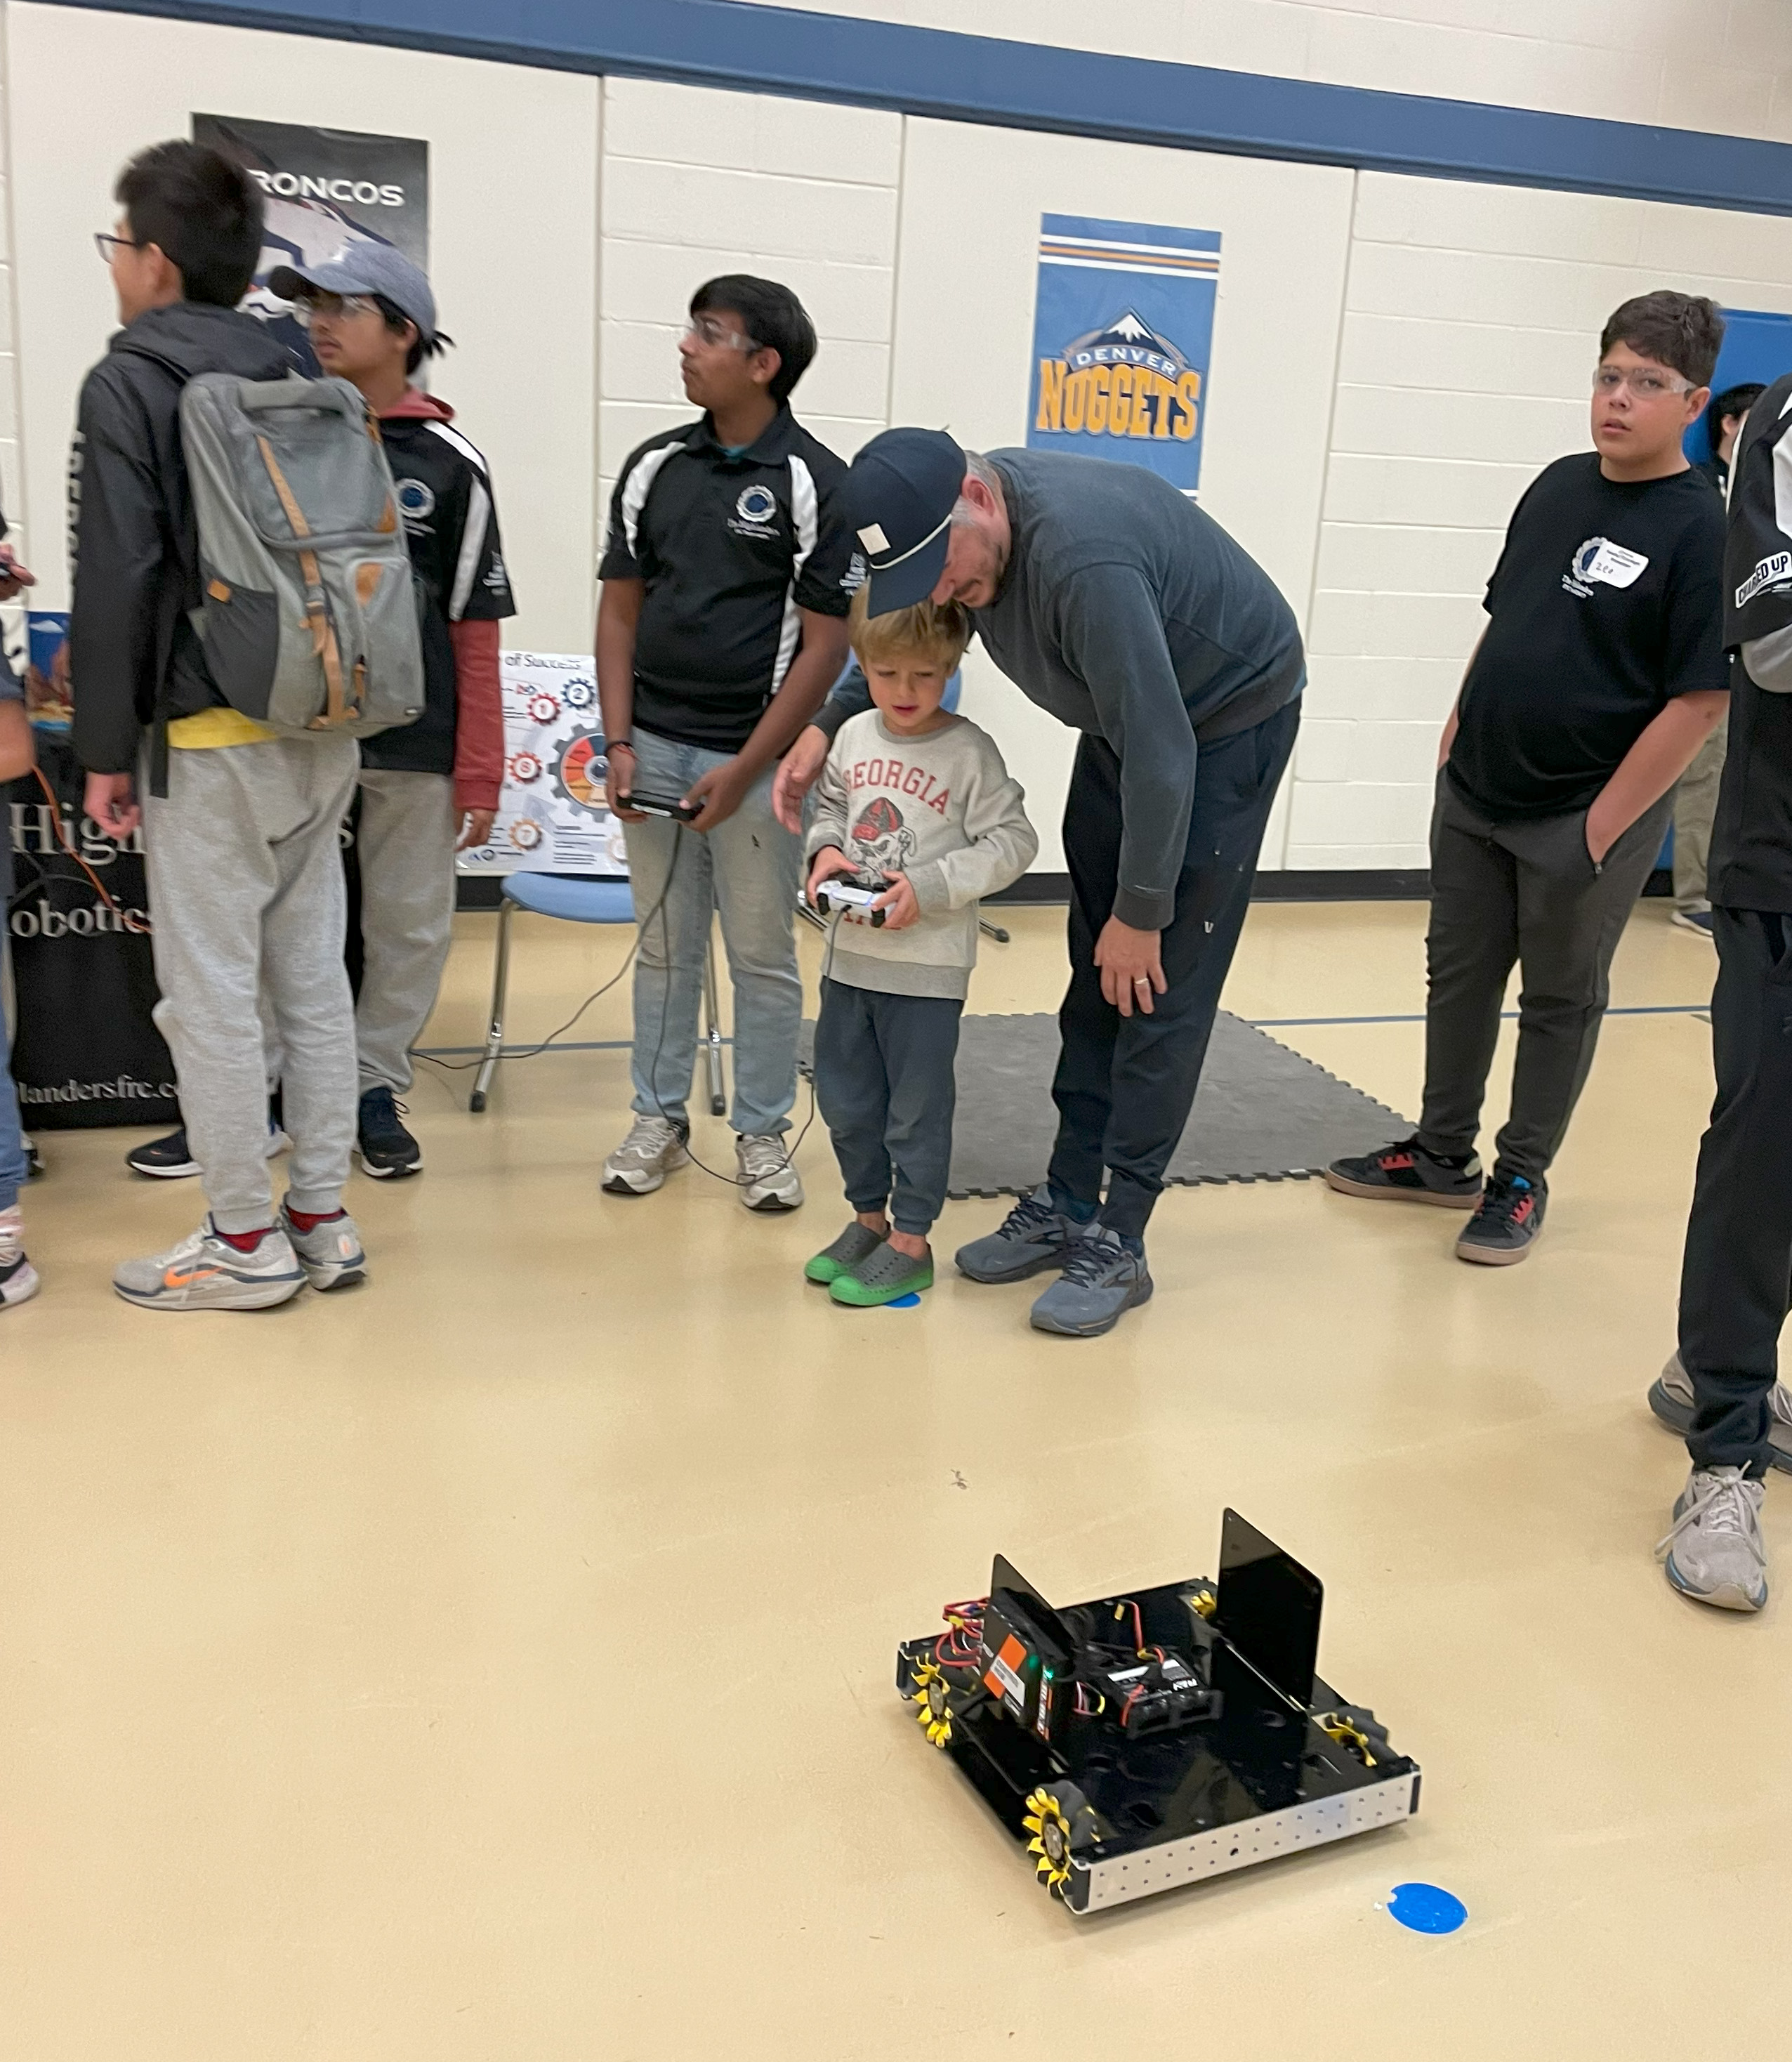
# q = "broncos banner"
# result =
<box><xmin>192</xmin><ymin>114</ymin><xmax>428</xmax><ymax>374</ymax></box>
<box><xmin>1026</xmin><ymin>214</ymin><xmax>1221</xmax><ymax>494</ymax></box>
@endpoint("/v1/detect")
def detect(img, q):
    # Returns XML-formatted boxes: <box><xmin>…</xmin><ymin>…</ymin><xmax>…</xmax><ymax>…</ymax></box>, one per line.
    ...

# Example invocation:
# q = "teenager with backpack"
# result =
<box><xmin>121</xmin><ymin>247</ymin><xmax>513</xmax><ymax>1183</ymax></box>
<box><xmin>75</xmin><ymin>141</ymin><xmax>374</xmax><ymax>1309</ymax></box>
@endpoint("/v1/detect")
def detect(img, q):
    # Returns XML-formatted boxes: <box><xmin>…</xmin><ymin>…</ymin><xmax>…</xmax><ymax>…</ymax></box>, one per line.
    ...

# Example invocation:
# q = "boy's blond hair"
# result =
<box><xmin>849</xmin><ymin>587</ymin><xmax>973</xmax><ymax>671</ymax></box>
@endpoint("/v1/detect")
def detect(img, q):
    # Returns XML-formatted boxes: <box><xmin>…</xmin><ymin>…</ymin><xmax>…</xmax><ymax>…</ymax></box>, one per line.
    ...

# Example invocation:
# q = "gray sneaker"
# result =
<box><xmin>955</xmin><ymin>1186</ymin><xmax>1091</xmax><ymax>1285</ymax></box>
<box><xmin>1649</xmin><ymin>1351</ymin><xmax>1792</xmax><ymax>1476</ymax></box>
<box><xmin>737</xmin><ymin>1132</ymin><xmax>804</xmax><ymax>1212</ymax></box>
<box><xmin>278</xmin><ymin>1202</ymin><xmax>367</xmax><ymax>1292</ymax></box>
<box><xmin>1029</xmin><ymin>1226</ymin><xmax>1154</xmax><ymax>1338</ymax></box>
<box><xmin>603</xmin><ymin>1115</ymin><xmax>690</xmax><ymax>1196</ymax></box>
<box><xmin>1657</xmin><ymin>1465</ymin><xmax>1768</xmax><ymax>1613</ymax></box>
<box><xmin>113</xmin><ymin>1217</ymin><xmax>306</xmax><ymax>1312</ymax></box>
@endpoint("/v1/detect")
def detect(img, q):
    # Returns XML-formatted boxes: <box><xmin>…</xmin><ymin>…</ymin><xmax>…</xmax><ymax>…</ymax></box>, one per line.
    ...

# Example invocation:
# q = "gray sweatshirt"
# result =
<box><xmin>815</xmin><ymin>452</ymin><xmax>1303</xmax><ymax>931</ymax></box>
<box><xmin>808</xmin><ymin>710</ymin><xmax>1038</xmax><ymax>999</ymax></box>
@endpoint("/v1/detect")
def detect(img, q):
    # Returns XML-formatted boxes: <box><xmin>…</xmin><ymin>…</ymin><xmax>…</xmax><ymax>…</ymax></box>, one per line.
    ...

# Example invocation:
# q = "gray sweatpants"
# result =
<box><xmin>355</xmin><ymin>768</ymin><xmax>458</xmax><ymax>1095</ymax></box>
<box><xmin>144</xmin><ymin>735</ymin><xmax>359</xmax><ymax>1232</ymax></box>
<box><xmin>1671</xmin><ymin>716</ymin><xmax>1728</xmax><ymax>914</ymax></box>
<box><xmin>1418</xmin><ymin>771</ymin><xmax>1674</xmax><ymax>1183</ymax></box>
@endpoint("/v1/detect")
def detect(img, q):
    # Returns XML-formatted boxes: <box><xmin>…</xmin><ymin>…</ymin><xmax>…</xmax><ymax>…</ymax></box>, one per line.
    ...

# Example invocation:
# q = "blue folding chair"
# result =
<box><xmin>468</xmin><ymin>872</ymin><xmax>725</xmax><ymax>1117</ymax></box>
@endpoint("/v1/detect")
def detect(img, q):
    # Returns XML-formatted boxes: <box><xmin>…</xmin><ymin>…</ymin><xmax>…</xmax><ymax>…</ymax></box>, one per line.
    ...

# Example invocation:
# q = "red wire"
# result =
<box><xmin>29</xmin><ymin>765</ymin><xmax>134</xmax><ymax>922</ymax></box>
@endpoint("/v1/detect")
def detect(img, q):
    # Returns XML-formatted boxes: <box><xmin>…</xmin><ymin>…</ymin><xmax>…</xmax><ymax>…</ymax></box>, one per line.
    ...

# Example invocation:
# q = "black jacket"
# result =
<box><xmin>70</xmin><ymin>303</ymin><xmax>291</xmax><ymax>774</ymax></box>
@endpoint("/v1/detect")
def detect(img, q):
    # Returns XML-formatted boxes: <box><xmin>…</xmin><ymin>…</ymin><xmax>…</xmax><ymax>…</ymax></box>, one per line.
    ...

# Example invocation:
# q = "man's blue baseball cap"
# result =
<box><xmin>846</xmin><ymin>427</ymin><xmax>966</xmax><ymax>615</ymax></box>
<box><xmin>268</xmin><ymin>242</ymin><xmax>437</xmax><ymax>344</ymax></box>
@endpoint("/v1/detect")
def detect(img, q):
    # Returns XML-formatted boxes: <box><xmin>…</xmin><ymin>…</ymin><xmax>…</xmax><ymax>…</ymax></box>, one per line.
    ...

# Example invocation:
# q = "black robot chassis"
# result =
<box><xmin>895</xmin><ymin>1511</ymin><xmax>1419</xmax><ymax>1915</ymax></box>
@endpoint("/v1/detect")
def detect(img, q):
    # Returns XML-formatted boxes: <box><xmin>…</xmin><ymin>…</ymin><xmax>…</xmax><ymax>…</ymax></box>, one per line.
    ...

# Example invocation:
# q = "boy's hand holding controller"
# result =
<box><xmin>869</xmin><ymin>873</ymin><xmax>919</xmax><ymax>930</ymax></box>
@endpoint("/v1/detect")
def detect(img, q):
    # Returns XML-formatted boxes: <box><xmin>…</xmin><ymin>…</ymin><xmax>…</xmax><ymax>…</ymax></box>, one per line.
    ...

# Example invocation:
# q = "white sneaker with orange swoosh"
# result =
<box><xmin>112</xmin><ymin>1217</ymin><xmax>306</xmax><ymax>1311</ymax></box>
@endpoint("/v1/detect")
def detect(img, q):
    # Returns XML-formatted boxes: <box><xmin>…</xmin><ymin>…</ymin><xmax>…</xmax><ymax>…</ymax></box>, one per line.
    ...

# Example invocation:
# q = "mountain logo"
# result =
<box><xmin>1035</xmin><ymin>306</ymin><xmax>1201</xmax><ymax>444</ymax></box>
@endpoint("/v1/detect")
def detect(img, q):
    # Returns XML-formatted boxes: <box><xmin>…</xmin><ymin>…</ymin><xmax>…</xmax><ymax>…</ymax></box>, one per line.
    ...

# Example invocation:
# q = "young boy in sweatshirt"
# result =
<box><xmin>804</xmin><ymin>595</ymin><xmax>1036</xmax><ymax>1307</ymax></box>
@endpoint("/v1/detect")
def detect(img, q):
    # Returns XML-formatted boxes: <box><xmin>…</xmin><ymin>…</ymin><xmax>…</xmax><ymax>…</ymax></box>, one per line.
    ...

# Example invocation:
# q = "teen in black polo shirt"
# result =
<box><xmin>1329</xmin><ymin>292</ymin><xmax>1730</xmax><ymax>1263</ymax></box>
<box><xmin>597</xmin><ymin>276</ymin><xmax>855</xmax><ymax>1208</ymax></box>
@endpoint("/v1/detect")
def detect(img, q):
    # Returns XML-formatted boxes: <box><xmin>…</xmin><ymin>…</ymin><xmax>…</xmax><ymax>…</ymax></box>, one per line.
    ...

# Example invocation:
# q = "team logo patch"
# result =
<box><xmin>1563</xmin><ymin>536</ymin><xmax>1649</xmax><ymax>598</ymax></box>
<box><xmin>395</xmin><ymin>477</ymin><xmax>436</xmax><ymax>523</ymax></box>
<box><xmin>1034</xmin><ymin>308</ymin><xmax>1202</xmax><ymax>444</ymax></box>
<box><xmin>736</xmin><ymin>485</ymin><xmax>777</xmax><ymax>525</ymax></box>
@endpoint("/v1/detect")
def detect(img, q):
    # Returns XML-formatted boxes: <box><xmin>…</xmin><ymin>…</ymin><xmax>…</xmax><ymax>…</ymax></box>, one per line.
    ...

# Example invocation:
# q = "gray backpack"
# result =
<box><xmin>179</xmin><ymin>372</ymin><xmax>424</xmax><ymax>737</ymax></box>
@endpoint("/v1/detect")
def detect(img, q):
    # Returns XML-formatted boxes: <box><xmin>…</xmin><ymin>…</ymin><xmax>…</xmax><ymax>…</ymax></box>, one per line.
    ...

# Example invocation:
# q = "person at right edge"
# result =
<box><xmin>1326</xmin><ymin>293</ymin><xmax>1730</xmax><ymax>1266</ymax></box>
<box><xmin>74</xmin><ymin>141</ymin><xmax>366</xmax><ymax>1311</ymax></box>
<box><xmin>1649</xmin><ymin>365</ymin><xmax>1792</xmax><ymax>1615</ymax></box>
<box><xmin>1671</xmin><ymin>381</ymin><xmax>1765</xmax><ymax>941</ymax></box>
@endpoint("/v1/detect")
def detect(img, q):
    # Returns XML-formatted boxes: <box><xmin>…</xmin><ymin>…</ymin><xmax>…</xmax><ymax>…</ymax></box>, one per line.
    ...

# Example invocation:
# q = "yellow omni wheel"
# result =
<box><xmin>910</xmin><ymin>1660</ymin><xmax>954</xmax><ymax>1748</ymax></box>
<box><xmin>1022</xmin><ymin>1789</ymin><xmax>1076</xmax><ymax>1896</ymax></box>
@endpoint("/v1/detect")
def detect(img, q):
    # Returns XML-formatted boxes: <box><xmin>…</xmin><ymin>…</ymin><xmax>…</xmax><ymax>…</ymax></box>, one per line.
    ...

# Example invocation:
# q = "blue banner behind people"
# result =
<box><xmin>1026</xmin><ymin>214</ymin><xmax>1220</xmax><ymax>494</ymax></box>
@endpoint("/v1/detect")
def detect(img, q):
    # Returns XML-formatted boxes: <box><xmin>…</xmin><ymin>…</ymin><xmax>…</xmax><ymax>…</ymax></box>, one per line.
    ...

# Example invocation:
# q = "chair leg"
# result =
<box><xmin>702</xmin><ymin>930</ymin><xmax>727</xmax><ymax>1118</ymax></box>
<box><xmin>470</xmin><ymin>897</ymin><xmax>513</xmax><ymax>1113</ymax></box>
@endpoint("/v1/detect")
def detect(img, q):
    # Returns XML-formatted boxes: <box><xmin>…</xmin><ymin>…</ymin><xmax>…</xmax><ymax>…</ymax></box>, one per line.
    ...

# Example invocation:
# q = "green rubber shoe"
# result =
<box><xmin>805</xmin><ymin>1221</ymin><xmax>887</xmax><ymax>1285</ymax></box>
<box><xmin>830</xmin><ymin>1241</ymin><xmax>934</xmax><ymax>1307</ymax></box>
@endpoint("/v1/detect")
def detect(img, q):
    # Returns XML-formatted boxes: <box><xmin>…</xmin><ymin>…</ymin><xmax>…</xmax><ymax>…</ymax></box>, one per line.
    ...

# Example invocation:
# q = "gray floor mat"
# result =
<box><xmin>798</xmin><ymin>1011</ymin><xmax>1411</xmax><ymax>1201</ymax></box>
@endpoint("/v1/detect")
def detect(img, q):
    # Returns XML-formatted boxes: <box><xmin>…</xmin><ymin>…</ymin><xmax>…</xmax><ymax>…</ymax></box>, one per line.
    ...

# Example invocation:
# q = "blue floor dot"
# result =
<box><xmin>882</xmin><ymin>1293</ymin><xmax>922</xmax><ymax>1309</ymax></box>
<box><xmin>1387</xmin><ymin>1883</ymin><xmax>1467</xmax><ymax>1935</ymax></box>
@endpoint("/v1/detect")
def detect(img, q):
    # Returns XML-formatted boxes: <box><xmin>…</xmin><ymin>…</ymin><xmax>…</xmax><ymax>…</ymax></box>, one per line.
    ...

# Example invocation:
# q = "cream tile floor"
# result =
<box><xmin>6</xmin><ymin>895</ymin><xmax>1781</xmax><ymax>2062</ymax></box>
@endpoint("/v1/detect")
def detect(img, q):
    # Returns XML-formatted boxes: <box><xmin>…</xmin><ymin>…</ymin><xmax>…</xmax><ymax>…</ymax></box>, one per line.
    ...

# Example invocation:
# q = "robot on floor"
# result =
<box><xmin>896</xmin><ymin>1510</ymin><xmax>1419</xmax><ymax>1915</ymax></box>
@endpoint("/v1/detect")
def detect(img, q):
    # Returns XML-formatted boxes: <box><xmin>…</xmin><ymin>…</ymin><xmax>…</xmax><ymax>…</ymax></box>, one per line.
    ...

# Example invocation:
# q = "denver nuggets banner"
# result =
<box><xmin>1027</xmin><ymin>214</ymin><xmax>1220</xmax><ymax>494</ymax></box>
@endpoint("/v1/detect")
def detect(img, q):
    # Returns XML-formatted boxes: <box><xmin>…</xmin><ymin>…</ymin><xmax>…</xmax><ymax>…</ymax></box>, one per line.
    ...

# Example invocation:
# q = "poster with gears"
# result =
<box><xmin>456</xmin><ymin>652</ymin><xmax>628</xmax><ymax>876</ymax></box>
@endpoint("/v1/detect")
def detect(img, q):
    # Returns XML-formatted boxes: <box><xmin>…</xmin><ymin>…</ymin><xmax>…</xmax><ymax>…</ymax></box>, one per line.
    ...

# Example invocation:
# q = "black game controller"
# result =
<box><xmin>620</xmin><ymin>787</ymin><xmax>701</xmax><ymax>823</ymax></box>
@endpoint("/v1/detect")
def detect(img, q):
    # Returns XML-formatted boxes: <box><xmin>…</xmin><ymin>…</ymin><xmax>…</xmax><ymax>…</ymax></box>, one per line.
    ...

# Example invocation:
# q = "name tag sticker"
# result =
<box><xmin>857</xmin><ymin>523</ymin><xmax>890</xmax><ymax>556</ymax></box>
<box><xmin>1571</xmin><ymin>536</ymin><xmax>1650</xmax><ymax>589</ymax></box>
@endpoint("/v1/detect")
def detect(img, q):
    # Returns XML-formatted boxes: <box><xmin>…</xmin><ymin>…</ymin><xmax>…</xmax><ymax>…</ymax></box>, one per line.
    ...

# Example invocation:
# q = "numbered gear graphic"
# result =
<box><xmin>527</xmin><ymin>693</ymin><xmax>560</xmax><ymax>725</ymax></box>
<box><xmin>562</xmin><ymin>677</ymin><xmax>596</xmax><ymax>711</ymax></box>
<box><xmin>509</xmin><ymin>752</ymin><xmax>543</xmax><ymax>784</ymax></box>
<box><xmin>509</xmin><ymin>818</ymin><xmax>543</xmax><ymax>851</ymax></box>
<box><xmin>909</xmin><ymin>1660</ymin><xmax>954</xmax><ymax>1749</ymax></box>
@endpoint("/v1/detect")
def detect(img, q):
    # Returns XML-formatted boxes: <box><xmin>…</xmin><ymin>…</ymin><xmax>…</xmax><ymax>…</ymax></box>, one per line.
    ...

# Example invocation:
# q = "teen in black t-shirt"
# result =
<box><xmin>595</xmin><ymin>276</ymin><xmax>855</xmax><ymax>1211</ymax></box>
<box><xmin>1329</xmin><ymin>291</ymin><xmax>1730</xmax><ymax>1267</ymax></box>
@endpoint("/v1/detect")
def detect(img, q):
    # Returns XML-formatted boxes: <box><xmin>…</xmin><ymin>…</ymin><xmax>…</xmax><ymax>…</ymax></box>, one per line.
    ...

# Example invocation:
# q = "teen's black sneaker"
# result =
<box><xmin>1455</xmin><ymin>1172</ymin><xmax>1545</xmax><ymax>1266</ymax></box>
<box><xmin>357</xmin><ymin>1088</ymin><xmax>422</xmax><ymax>1178</ymax></box>
<box><xmin>1029</xmin><ymin>1227</ymin><xmax>1153</xmax><ymax>1337</ymax></box>
<box><xmin>126</xmin><ymin>1119</ymin><xmax>291</xmax><ymax>1179</ymax></box>
<box><xmin>955</xmin><ymin>1185</ymin><xmax>1093</xmax><ymax>1284</ymax></box>
<box><xmin>1324</xmin><ymin>1137</ymin><xmax>1482</xmax><ymax>1209</ymax></box>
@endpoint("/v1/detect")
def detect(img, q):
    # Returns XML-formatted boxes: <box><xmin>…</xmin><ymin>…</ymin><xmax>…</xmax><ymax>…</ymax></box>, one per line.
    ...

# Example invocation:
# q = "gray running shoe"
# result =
<box><xmin>737</xmin><ymin>1131</ymin><xmax>803</xmax><ymax>1212</ymax></box>
<box><xmin>112</xmin><ymin>1218</ymin><xmax>305</xmax><ymax>1312</ymax></box>
<box><xmin>278</xmin><ymin>1202</ymin><xmax>368</xmax><ymax>1292</ymax></box>
<box><xmin>1657</xmin><ymin>1465</ymin><xmax>1768</xmax><ymax>1613</ymax></box>
<box><xmin>602</xmin><ymin>1115</ymin><xmax>690</xmax><ymax>1196</ymax></box>
<box><xmin>0</xmin><ymin>1206</ymin><xmax>39</xmax><ymax>1310</ymax></box>
<box><xmin>1029</xmin><ymin>1226</ymin><xmax>1154</xmax><ymax>1338</ymax></box>
<box><xmin>805</xmin><ymin>1221</ymin><xmax>886</xmax><ymax>1285</ymax></box>
<box><xmin>955</xmin><ymin>1185</ymin><xmax>1091</xmax><ymax>1285</ymax></box>
<box><xmin>1649</xmin><ymin>1350</ymin><xmax>1792</xmax><ymax>1476</ymax></box>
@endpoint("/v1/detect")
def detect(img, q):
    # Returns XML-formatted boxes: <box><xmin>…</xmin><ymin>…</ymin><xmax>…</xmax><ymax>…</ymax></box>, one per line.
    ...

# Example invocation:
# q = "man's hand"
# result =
<box><xmin>685</xmin><ymin>756</ymin><xmax>756</xmax><ymax>834</ymax></box>
<box><xmin>871</xmin><ymin>872</ymin><xmax>921</xmax><ymax>931</ymax></box>
<box><xmin>456</xmin><ymin>807</ymin><xmax>496</xmax><ymax>853</ymax></box>
<box><xmin>602</xmin><ymin>741</ymin><xmax>645</xmax><ymax>822</ymax></box>
<box><xmin>806</xmin><ymin>844</ymin><xmax>855</xmax><ymax>906</ymax></box>
<box><xmin>1095</xmin><ymin>915</ymin><xmax>1166</xmax><ymax>1017</ymax></box>
<box><xmin>772</xmin><ymin>725</ymin><xmax>829</xmax><ymax>834</ymax></box>
<box><xmin>0</xmin><ymin>546</ymin><xmax>37</xmax><ymax>605</ymax></box>
<box><xmin>84</xmin><ymin>770</ymin><xmax>140</xmax><ymax>841</ymax></box>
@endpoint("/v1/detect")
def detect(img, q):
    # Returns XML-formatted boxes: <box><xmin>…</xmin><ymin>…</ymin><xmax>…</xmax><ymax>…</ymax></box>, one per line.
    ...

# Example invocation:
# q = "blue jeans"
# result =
<box><xmin>624</xmin><ymin>727</ymin><xmax>803</xmax><ymax>1135</ymax></box>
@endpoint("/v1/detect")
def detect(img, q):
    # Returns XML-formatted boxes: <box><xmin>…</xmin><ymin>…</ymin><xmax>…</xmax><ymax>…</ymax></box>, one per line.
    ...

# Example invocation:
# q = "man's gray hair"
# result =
<box><xmin>951</xmin><ymin>449</ymin><xmax>1003</xmax><ymax>525</ymax></box>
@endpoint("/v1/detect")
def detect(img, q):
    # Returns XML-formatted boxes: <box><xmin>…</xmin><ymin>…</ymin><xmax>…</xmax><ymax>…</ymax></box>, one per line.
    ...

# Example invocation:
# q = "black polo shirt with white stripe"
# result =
<box><xmin>600</xmin><ymin>406</ymin><xmax>857</xmax><ymax>751</ymax></box>
<box><xmin>362</xmin><ymin>409</ymin><xmax>515</xmax><ymax>779</ymax></box>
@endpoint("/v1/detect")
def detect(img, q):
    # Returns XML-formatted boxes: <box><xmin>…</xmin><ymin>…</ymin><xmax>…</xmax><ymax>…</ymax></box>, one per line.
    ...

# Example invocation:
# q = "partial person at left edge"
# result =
<box><xmin>73</xmin><ymin>140</ymin><xmax>367</xmax><ymax>1311</ymax></box>
<box><xmin>0</xmin><ymin>514</ymin><xmax>39</xmax><ymax>1310</ymax></box>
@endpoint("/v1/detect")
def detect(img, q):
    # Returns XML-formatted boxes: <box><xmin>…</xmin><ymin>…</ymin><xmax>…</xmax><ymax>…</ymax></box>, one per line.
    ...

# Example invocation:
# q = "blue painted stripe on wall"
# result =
<box><xmin>46</xmin><ymin>0</ymin><xmax>1792</xmax><ymax>218</ymax></box>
